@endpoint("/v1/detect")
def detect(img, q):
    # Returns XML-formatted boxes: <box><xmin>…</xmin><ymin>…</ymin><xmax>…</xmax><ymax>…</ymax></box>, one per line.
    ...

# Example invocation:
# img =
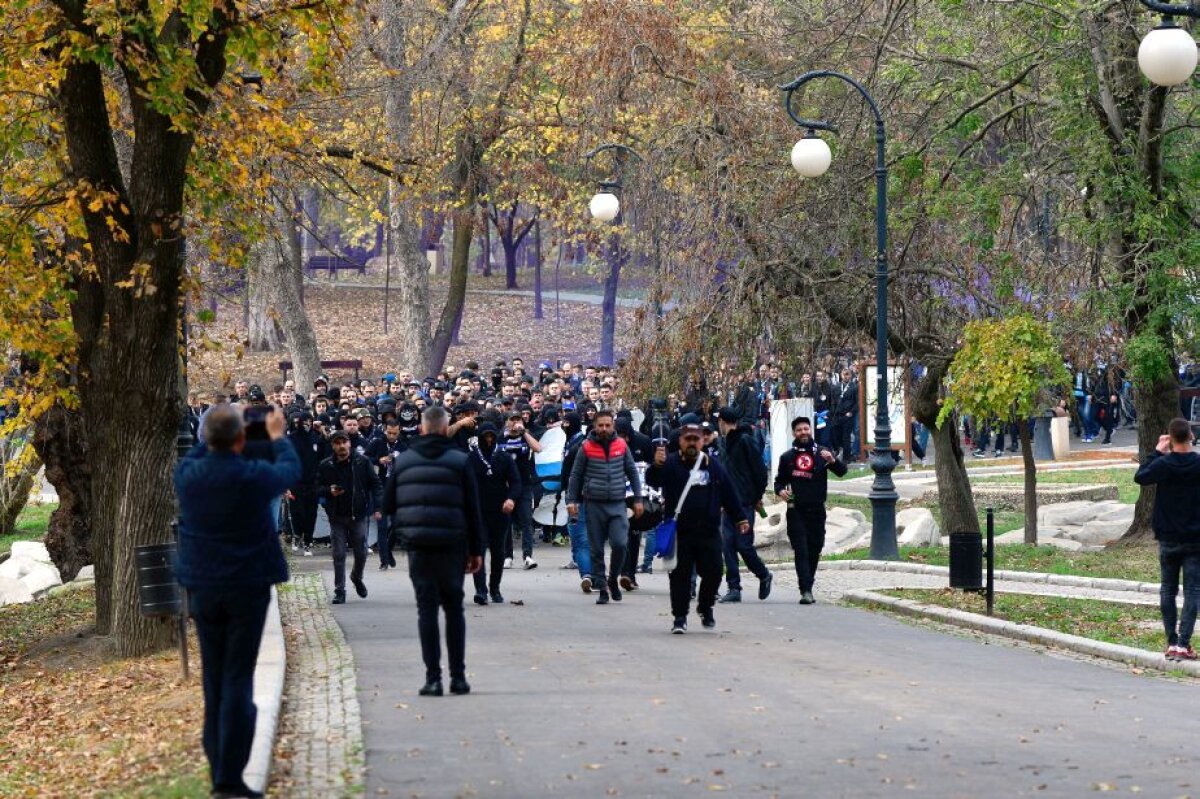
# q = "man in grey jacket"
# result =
<box><xmin>566</xmin><ymin>410</ymin><xmax>644</xmax><ymax>604</ymax></box>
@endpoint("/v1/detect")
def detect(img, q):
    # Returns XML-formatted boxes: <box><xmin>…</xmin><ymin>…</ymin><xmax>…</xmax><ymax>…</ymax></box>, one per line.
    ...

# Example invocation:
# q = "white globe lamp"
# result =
<box><xmin>1138</xmin><ymin>22</ymin><xmax>1198</xmax><ymax>86</ymax></box>
<box><xmin>589</xmin><ymin>191</ymin><xmax>620</xmax><ymax>223</ymax></box>
<box><xmin>790</xmin><ymin>135</ymin><xmax>832</xmax><ymax>178</ymax></box>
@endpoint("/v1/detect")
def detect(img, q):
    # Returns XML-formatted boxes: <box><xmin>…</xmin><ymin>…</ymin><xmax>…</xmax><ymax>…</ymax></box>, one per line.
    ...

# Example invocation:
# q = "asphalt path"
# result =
<box><xmin>299</xmin><ymin>537</ymin><xmax>1198</xmax><ymax>799</ymax></box>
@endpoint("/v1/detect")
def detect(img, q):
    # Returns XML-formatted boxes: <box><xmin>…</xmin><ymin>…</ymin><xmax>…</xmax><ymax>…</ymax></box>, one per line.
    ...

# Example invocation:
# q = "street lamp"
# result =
<box><xmin>1135</xmin><ymin>1</ymin><xmax>1199</xmax><ymax>85</ymax></box>
<box><xmin>779</xmin><ymin>70</ymin><xmax>899</xmax><ymax>561</ymax></box>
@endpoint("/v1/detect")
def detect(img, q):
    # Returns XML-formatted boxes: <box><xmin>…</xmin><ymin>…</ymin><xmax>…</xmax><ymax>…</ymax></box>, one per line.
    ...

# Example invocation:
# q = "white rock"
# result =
<box><xmin>826</xmin><ymin>507</ymin><xmax>870</xmax><ymax>553</ymax></box>
<box><xmin>896</xmin><ymin>507</ymin><xmax>941</xmax><ymax>546</ymax></box>
<box><xmin>75</xmin><ymin>565</ymin><xmax>95</xmax><ymax>581</ymax></box>
<box><xmin>0</xmin><ymin>575</ymin><xmax>34</xmax><ymax>606</ymax></box>
<box><xmin>0</xmin><ymin>557</ymin><xmax>30</xmax><ymax>580</ymax></box>
<box><xmin>20</xmin><ymin>562</ymin><xmax>62</xmax><ymax>597</ymax></box>
<box><xmin>9</xmin><ymin>540</ymin><xmax>52</xmax><ymax>564</ymax></box>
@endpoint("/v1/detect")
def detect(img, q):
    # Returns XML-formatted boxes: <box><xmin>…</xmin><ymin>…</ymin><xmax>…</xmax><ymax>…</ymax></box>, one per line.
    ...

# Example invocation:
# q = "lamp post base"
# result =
<box><xmin>868</xmin><ymin>445</ymin><xmax>900</xmax><ymax>560</ymax></box>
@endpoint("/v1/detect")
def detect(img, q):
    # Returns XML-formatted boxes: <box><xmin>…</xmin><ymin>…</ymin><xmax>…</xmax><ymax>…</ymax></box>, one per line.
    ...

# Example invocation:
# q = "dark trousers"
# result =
<box><xmin>506</xmin><ymin>485</ymin><xmax>536</xmax><ymax>559</ymax></box>
<box><xmin>1159</xmin><ymin>542</ymin><xmax>1200</xmax><ymax>647</ymax></box>
<box><xmin>584</xmin><ymin>500</ymin><xmax>629</xmax><ymax>585</ymax></box>
<box><xmin>292</xmin><ymin>490</ymin><xmax>318</xmax><ymax>547</ymax></box>
<box><xmin>721</xmin><ymin>506</ymin><xmax>770</xmax><ymax>591</ymax></box>
<box><xmin>623</xmin><ymin>530</ymin><xmax>643</xmax><ymax>579</ymax></box>
<box><xmin>409</xmin><ymin>548</ymin><xmax>468</xmax><ymax>681</ymax></box>
<box><xmin>473</xmin><ymin>513</ymin><xmax>509</xmax><ymax>596</ymax></box>
<box><xmin>831</xmin><ymin>415</ymin><xmax>854</xmax><ymax>460</ymax></box>
<box><xmin>190</xmin><ymin>586</ymin><xmax>271</xmax><ymax>793</ymax></box>
<box><xmin>668</xmin><ymin>530</ymin><xmax>723</xmax><ymax>618</ymax></box>
<box><xmin>329</xmin><ymin>515</ymin><xmax>368</xmax><ymax>594</ymax></box>
<box><xmin>377</xmin><ymin>513</ymin><xmax>396</xmax><ymax>566</ymax></box>
<box><xmin>787</xmin><ymin>504</ymin><xmax>827</xmax><ymax>593</ymax></box>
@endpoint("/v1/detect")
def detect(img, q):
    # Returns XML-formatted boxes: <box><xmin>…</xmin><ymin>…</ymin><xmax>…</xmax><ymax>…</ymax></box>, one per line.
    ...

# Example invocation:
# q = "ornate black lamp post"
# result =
<box><xmin>779</xmin><ymin>70</ymin><xmax>899</xmax><ymax>560</ymax></box>
<box><xmin>1135</xmin><ymin>1</ymin><xmax>1198</xmax><ymax>86</ymax></box>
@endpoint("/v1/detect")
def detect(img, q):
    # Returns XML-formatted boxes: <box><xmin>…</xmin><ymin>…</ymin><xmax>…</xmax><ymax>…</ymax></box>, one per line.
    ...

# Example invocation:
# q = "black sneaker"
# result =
<box><xmin>379</xmin><ymin>562</ymin><xmax>389</xmax><ymax>571</ymax></box>
<box><xmin>719</xmin><ymin>589</ymin><xmax>742</xmax><ymax>604</ymax></box>
<box><xmin>473</xmin><ymin>592</ymin><xmax>488</xmax><ymax>606</ymax></box>
<box><xmin>671</xmin><ymin>617</ymin><xmax>687</xmax><ymax>634</ymax></box>
<box><xmin>419</xmin><ymin>679</ymin><xmax>443</xmax><ymax>697</ymax></box>
<box><xmin>758</xmin><ymin>573</ymin><xmax>774</xmax><ymax>601</ymax></box>
<box><xmin>490</xmin><ymin>591</ymin><xmax>504</xmax><ymax>604</ymax></box>
<box><xmin>352</xmin><ymin>577</ymin><xmax>368</xmax><ymax>598</ymax></box>
<box><xmin>799</xmin><ymin>591</ymin><xmax>816</xmax><ymax>605</ymax></box>
<box><xmin>699</xmin><ymin>607</ymin><xmax>716</xmax><ymax>629</ymax></box>
<box><xmin>449</xmin><ymin>676</ymin><xmax>471</xmax><ymax>695</ymax></box>
<box><xmin>596</xmin><ymin>589</ymin><xmax>610</xmax><ymax>605</ymax></box>
<box><xmin>608</xmin><ymin>579</ymin><xmax>622</xmax><ymax>602</ymax></box>
<box><xmin>331</xmin><ymin>592</ymin><xmax>346</xmax><ymax>605</ymax></box>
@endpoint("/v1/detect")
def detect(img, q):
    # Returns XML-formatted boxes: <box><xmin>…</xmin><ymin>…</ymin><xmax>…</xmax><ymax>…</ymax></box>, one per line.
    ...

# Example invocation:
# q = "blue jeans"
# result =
<box><xmin>1159</xmin><ymin>542</ymin><xmax>1200</xmax><ymax>647</ymax></box>
<box><xmin>568</xmin><ymin>505</ymin><xmax>593</xmax><ymax>578</ymax></box>
<box><xmin>721</xmin><ymin>505</ymin><xmax>770</xmax><ymax>591</ymax></box>
<box><xmin>377</xmin><ymin>513</ymin><xmax>395</xmax><ymax>566</ymax></box>
<box><xmin>1081</xmin><ymin>397</ymin><xmax>1099</xmax><ymax>438</ymax></box>
<box><xmin>190</xmin><ymin>585</ymin><xmax>271</xmax><ymax>793</ymax></box>
<box><xmin>641</xmin><ymin>529</ymin><xmax>656</xmax><ymax>570</ymax></box>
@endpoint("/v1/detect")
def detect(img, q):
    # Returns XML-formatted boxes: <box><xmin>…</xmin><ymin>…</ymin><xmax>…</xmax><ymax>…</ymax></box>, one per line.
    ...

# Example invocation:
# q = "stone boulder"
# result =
<box><xmin>9</xmin><ymin>540</ymin><xmax>53</xmax><ymax>564</ymax></box>
<box><xmin>0</xmin><ymin>540</ymin><xmax>65</xmax><ymax>603</ymax></box>
<box><xmin>826</xmin><ymin>508</ymin><xmax>870</xmax><ymax>553</ymax></box>
<box><xmin>896</xmin><ymin>507</ymin><xmax>941</xmax><ymax>546</ymax></box>
<box><xmin>0</xmin><ymin>576</ymin><xmax>34</xmax><ymax>606</ymax></box>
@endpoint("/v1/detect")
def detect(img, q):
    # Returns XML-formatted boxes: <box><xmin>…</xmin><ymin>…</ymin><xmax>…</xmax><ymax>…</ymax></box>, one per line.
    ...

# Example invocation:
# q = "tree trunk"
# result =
<box><xmin>1019</xmin><ymin>420</ymin><xmax>1037</xmax><ymax>545</ymax></box>
<box><xmin>1117</xmin><ymin>369</ymin><xmax>1179</xmax><ymax>544</ymax></box>
<box><xmin>246</xmin><ymin>237</ymin><xmax>285</xmax><ymax>352</ymax></box>
<box><xmin>30</xmin><ymin>402</ymin><xmax>92</xmax><ymax>582</ymax></box>
<box><xmin>269</xmin><ymin>196</ymin><xmax>321</xmax><ymax>389</ymax></box>
<box><xmin>502</xmin><ymin>238</ymin><xmax>519</xmax><ymax>290</ymax></box>
<box><xmin>0</xmin><ymin>432</ymin><xmax>38</xmax><ymax>538</ymax></box>
<box><xmin>479</xmin><ymin>203</ymin><xmax>492</xmax><ymax>277</ymax></box>
<box><xmin>430</xmin><ymin>206</ymin><xmax>473</xmax><ymax>373</ymax></box>
<box><xmin>909</xmin><ymin>361</ymin><xmax>980</xmax><ymax>535</ymax></box>
<box><xmin>599</xmin><ymin>228</ymin><xmax>624</xmax><ymax>367</ymax></box>
<box><xmin>533</xmin><ymin>220</ymin><xmax>543</xmax><ymax>320</ymax></box>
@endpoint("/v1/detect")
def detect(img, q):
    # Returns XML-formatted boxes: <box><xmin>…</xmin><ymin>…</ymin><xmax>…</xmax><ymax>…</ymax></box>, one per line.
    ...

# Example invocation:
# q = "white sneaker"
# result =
<box><xmin>524</xmin><ymin>556</ymin><xmax>538</xmax><ymax>570</ymax></box>
<box><xmin>291</xmin><ymin>542</ymin><xmax>299</xmax><ymax>552</ymax></box>
<box><xmin>503</xmin><ymin>557</ymin><xmax>513</xmax><ymax>569</ymax></box>
<box><xmin>303</xmin><ymin>547</ymin><xmax>313</xmax><ymax>557</ymax></box>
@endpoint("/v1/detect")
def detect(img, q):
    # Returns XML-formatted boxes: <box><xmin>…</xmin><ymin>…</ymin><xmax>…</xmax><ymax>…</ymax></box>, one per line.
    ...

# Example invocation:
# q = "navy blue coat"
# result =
<box><xmin>174</xmin><ymin>438</ymin><xmax>300</xmax><ymax>590</ymax></box>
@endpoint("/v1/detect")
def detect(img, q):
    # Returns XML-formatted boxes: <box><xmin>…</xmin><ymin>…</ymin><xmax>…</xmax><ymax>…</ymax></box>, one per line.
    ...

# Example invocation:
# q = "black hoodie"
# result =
<box><xmin>773</xmin><ymin>439</ymin><xmax>847</xmax><ymax>506</ymax></box>
<box><xmin>382</xmin><ymin>434</ymin><xmax>483</xmax><ymax>554</ymax></box>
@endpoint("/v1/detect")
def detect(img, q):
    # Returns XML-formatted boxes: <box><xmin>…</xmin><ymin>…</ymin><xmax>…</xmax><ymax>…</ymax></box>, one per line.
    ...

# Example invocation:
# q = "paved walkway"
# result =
<box><xmin>287</xmin><ymin>543</ymin><xmax>1196</xmax><ymax>798</ymax></box>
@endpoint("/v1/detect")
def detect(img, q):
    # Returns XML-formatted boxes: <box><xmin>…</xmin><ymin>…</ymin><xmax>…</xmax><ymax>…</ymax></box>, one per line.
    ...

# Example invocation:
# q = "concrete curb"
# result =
<box><xmin>820</xmin><ymin>559</ymin><xmax>1160</xmax><ymax>595</ymax></box>
<box><xmin>843</xmin><ymin>588</ymin><xmax>1200</xmax><ymax>677</ymax></box>
<box><xmin>243</xmin><ymin>584</ymin><xmax>286</xmax><ymax>794</ymax></box>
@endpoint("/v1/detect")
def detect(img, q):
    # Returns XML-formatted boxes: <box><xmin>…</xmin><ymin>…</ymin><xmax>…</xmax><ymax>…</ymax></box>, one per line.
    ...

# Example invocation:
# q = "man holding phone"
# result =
<box><xmin>318</xmin><ymin>431</ymin><xmax>383</xmax><ymax>605</ymax></box>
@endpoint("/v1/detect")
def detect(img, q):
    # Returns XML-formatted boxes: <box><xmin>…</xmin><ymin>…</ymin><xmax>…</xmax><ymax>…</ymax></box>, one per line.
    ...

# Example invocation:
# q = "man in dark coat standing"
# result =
<box><xmin>467</xmin><ymin>421</ymin><xmax>521</xmax><ymax>605</ymax></box>
<box><xmin>175</xmin><ymin>404</ymin><xmax>299</xmax><ymax>799</ymax></box>
<box><xmin>647</xmin><ymin>420</ymin><xmax>749</xmax><ymax>634</ymax></box>
<box><xmin>383</xmin><ymin>406</ymin><xmax>484</xmax><ymax>696</ymax></box>
<box><xmin>715</xmin><ymin>407</ymin><xmax>773</xmax><ymax>604</ymax></box>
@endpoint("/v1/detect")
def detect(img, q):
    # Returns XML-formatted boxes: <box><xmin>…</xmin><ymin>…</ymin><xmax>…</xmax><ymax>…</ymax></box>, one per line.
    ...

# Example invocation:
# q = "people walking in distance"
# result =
<box><xmin>1134</xmin><ymin>418</ymin><xmax>1200</xmax><ymax>661</ymax></box>
<box><xmin>647</xmin><ymin>420</ymin><xmax>749</xmax><ymax>634</ymax></box>
<box><xmin>318</xmin><ymin>430</ymin><xmax>382</xmax><ymax>605</ymax></box>
<box><xmin>566</xmin><ymin>409</ymin><xmax>644</xmax><ymax>605</ymax></box>
<box><xmin>467</xmin><ymin>421</ymin><xmax>521</xmax><ymax>605</ymax></box>
<box><xmin>774</xmin><ymin>416</ymin><xmax>847</xmax><ymax>605</ymax></box>
<box><xmin>715</xmin><ymin>407</ymin><xmax>773</xmax><ymax>604</ymax></box>
<box><xmin>382</xmin><ymin>406</ymin><xmax>484</xmax><ymax>696</ymax></box>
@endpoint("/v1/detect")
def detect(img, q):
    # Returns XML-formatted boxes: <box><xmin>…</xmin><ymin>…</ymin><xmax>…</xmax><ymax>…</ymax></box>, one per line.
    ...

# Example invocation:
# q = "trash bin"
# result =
<box><xmin>136</xmin><ymin>542</ymin><xmax>181</xmax><ymax>617</ymax></box>
<box><xmin>1033</xmin><ymin>412</ymin><xmax>1055</xmax><ymax>462</ymax></box>
<box><xmin>948</xmin><ymin>532</ymin><xmax>982</xmax><ymax>589</ymax></box>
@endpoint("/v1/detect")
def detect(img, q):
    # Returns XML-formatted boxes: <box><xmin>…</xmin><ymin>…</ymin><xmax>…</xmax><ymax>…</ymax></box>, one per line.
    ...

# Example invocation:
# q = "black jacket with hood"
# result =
<box><xmin>720</xmin><ymin>423</ymin><xmax>768</xmax><ymax>508</ymax></box>
<box><xmin>382</xmin><ymin>434</ymin><xmax>484</xmax><ymax>554</ymax></box>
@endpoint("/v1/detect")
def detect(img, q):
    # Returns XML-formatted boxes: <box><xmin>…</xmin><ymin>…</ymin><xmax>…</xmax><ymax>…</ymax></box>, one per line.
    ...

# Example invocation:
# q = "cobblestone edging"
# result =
<box><xmin>271</xmin><ymin>572</ymin><xmax>365</xmax><ymax>798</ymax></box>
<box><xmin>844</xmin><ymin>588</ymin><xmax>1200</xmax><ymax>677</ymax></box>
<box><xmin>820</xmin><ymin>559</ymin><xmax>1161</xmax><ymax>595</ymax></box>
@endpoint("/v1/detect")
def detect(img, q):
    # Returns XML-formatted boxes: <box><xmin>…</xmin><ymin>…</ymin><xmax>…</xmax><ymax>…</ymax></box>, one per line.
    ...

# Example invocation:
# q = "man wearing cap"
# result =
<box><xmin>566</xmin><ymin>409</ymin><xmax>644</xmax><ymax>604</ymax></box>
<box><xmin>318</xmin><ymin>430</ymin><xmax>383</xmax><ymax>605</ymax></box>
<box><xmin>774</xmin><ymin>416</ymin><xmax>847</xmax><ymax>604</ymax></box>
<box><xmin>716</xmin><ymin>406</ymin><xmax>773</xmax><ymax>604</ymax></box>
<box><xmin>647</xmin><ymin>420</ymin><xmax>749</xmax><ymax>633</ymax></box>
<box><xmin>466</xmin><ymin>421</ymin><xmax>521</xmax><ymax>604</ymax></box>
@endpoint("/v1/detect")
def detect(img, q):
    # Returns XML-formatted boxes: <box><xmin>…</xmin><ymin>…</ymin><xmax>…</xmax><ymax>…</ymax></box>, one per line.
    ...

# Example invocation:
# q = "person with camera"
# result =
<box><xmin>774</xmin><ymin>416</ymin><xmax>847</xmax><ymax>605</ymax></box>
<box><xmin>715</xmin><ymin>407</ymin><xmax>773</xmax><ymax>604</ymax></box>
<box><xmin>647</xmin><ymin>421</ymin><xmax>749</xmax><ymax>634</ymax></box>
<box><xmin>382</xmin><ymin>406</ymin><xmax>484</xmax><ymax>696</ymax></box>
<box><xmin>318</xmin><ymin>430</ymin><xmax>383</xmax><ymax>605</ymax></box>
<box><xmin>566</xmin><ymin>409</ymin><xmax>644</xmax><ymax>605</ymax></box>
<box><xmin>175</xmin><ymin>404</ymin><xmax>300</xmax><ymax>799</ymax></box>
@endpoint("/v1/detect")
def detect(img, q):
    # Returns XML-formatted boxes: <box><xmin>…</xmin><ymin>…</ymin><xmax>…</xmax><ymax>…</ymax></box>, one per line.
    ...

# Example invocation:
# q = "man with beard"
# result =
<box><xmin>647</xmin><ymin>421</ymin><xmax>749</xmax><ymax>634</ymax></box>
<box><xmin>774</xmin><ymin>416</ymin><xmax>847</xmax><ymax>604</ymax></box>
<box><xmin>317</xmin><ymin>431</ymin><xmax>383</xmax><ymax>605</ymax></box>
<box><xmin>467</xmin><ymin>421</ymin><xmax>521</xmax><ymax>605</ymax></box>
<box><xmin>566</xmin><ymin>410</ymin><xmax>644</xmax><ymax>605</ymax></box>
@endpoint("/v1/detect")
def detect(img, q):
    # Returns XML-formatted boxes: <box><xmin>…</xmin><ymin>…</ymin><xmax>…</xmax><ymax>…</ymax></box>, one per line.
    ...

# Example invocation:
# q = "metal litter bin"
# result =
<box><xmin>948</xmin><ymin>532</ymin><xmax>982</xmax><ymax>590</ymax></box>
<box><xmin>135</xmin><ymin>542</ymin><xmax>181</xmax><ymax>617</ymax></box>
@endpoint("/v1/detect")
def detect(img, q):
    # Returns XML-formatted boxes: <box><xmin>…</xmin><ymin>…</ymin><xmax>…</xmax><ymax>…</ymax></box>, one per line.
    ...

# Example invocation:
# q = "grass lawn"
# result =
<box><xmin>826</xmin><ymin>543</ymin><xmax>1160</xmax><ymax>582</ymax></box>
<box><xmin>0</xmin><ymin>586</ymin><xmax>207</xmax><ymax>798</ymax></box>
<box><xmin>974</xmin><ymin>467</ymin><xmax>1140</xmax><ymax>503</ymax></box>
<box><xmin>878</xmin><ymin>588</ymin><xmax>1166</xmax><ymax>653</ymax></box>
<box><xmin>0</xmin><ymin>501</ymin><xmax>56</xmax><ymax>556</ymax></box>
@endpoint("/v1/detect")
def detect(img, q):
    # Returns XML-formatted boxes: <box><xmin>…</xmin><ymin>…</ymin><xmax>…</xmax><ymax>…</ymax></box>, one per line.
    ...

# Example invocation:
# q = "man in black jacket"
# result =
<box><xmin>715</xmin><ymin>407</ymin><xmax>773</xmax><ymax>604</ymax></box>
<box><xmin>382</xmin><ymin>406</ymin><xmax>484</xmax><ymax>696</ymax></box>
<box><xmin>467</xmin><ymin>421</ymin><xmax>521</xmax><ymax>605</ymax></box>
<box><xmin>1134</xmin><ymin>417</ymin><xmax>1200</xmax><ymax>660</ymax></box>
<box><xmin>317</xmin><ymin>431</ymin><xmax>383</xmax><ymax>605</ymax></box>
<box><xmin>774</xmin><ymin>416</ymin><xmax>847</xmax><ymax>605</ymax></box>
<box><xmin>365</xmin><ymin>420</ymin><xmax>409</xmax><ymax>570</ymax></box>
<box><xmin>830</xmin><ymin>368</ymin><xmax>858</xmax><ymax>462</ymax></box>
<box><xmin>647</xmin><ymin>421</ymin><xmax>749</xmax><ymax>633</ymax></box>
<box><xmin>286</xmin><ymin>411</ymin><xmax>327</xmax><ymax>557</ymax></box>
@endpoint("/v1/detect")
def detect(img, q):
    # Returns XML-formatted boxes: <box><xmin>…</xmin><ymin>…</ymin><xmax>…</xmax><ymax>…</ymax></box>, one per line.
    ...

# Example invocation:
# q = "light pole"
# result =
<box><xmin>779</xmin><ymin>70</ymin><xmax>899</xmax><ymax>560</ymax></box>
<box><xmin>584</xmin><ymin>143</ymin><xmax>643</xmax><ymax>367</ymax></box>
<box><xmin>1135</xmin><ymin>1</ymin><xmax>1198</xmax><ymax>86</ymax></box>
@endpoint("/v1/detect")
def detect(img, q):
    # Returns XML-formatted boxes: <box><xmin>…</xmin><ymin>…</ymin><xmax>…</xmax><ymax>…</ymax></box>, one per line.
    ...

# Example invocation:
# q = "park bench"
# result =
<box><xmin>304</xmin><ymin>253</ymin><xmax>367</xmax><ymax>277</ymax></box>
<box><xmin>278</xmin><ymin>359</ymin><xmax>363</xmax><ymax>384</ymax></box>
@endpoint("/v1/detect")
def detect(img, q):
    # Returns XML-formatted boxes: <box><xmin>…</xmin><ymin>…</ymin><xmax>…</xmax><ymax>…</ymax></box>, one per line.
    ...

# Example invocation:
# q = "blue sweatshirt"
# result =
<box><xmin>174</xmin><ymin>438</ymin><xmax>300</xmax><ymax>589</ymax></box>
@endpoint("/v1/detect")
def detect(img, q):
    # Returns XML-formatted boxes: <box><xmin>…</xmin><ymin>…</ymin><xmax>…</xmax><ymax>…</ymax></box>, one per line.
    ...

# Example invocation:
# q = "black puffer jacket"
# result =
<box><xmin>720</xmin><ymin>423</ymin><xmax>767</xmax><ymax>508</ymax></box>
<box><xmin>382</xmin><ymin>434</ymin><xmax>483</xmax><ymax>554</ymax></box>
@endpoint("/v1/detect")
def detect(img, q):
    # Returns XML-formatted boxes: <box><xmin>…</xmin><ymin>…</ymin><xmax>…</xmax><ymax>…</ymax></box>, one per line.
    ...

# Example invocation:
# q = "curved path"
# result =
<box><xmin>302</xmin><ymin>543</ymin><xmax>1198</xmax><ymax>798</ymax></box>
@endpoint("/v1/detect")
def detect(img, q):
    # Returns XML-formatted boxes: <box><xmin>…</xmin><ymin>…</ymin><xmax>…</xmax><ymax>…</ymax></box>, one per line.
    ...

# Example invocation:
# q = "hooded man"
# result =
<box><xmin>466</xmin><ymin>421</ymin><xmax>521</xmax><ymax>604</ymax></box>
<box><xmin>774</xmin><ymin>416</ymin><xmax>847</xmax><ymax>604</ymax></box>
<box><xmin>647</xmin><ymin>421</ymin><xmax>748</xmax><ymax>633</ymax></box>
<box><xmin>715</xmin><ymin>407</ymin><xmax>773</xmax><ymax>604</ymax></box>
